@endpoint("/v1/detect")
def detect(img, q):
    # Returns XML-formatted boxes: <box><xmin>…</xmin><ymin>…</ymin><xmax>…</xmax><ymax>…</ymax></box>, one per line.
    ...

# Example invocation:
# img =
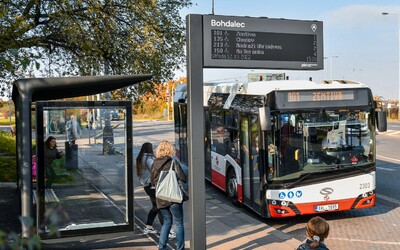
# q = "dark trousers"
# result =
<box><xmin>144</xmin><ymin>185</ymin><xmax>163</xmax><ymax>226</ymax></box>
<box><xmin>45</xmin><ymin>165</ymin><xmax>56</xmax><ymax>188</ymax></box>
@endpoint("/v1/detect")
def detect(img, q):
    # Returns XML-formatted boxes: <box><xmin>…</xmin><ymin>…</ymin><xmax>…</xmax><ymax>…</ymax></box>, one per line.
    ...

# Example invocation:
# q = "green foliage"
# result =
<box><xmin>0</xmin><ymin>130</ymin><xmax>16</xmax><ymax>155</ymax></box>
<box><xmin>0</xmin><ymin>156</ymin><xmax>16</xmax><ymax>182</ymax></box>
<box><xmin>51</xmin><ymin>155</ymin><xmax>75</xmax><ymax>183</ymax></box>
<box><xmin>0</xmin><ymin>0</ymin><xmax>192</xmax><ymax>98</ymax></box>
<box><xmin>0</xmin><ymin>100</ymin><xmax>15</xmax><ymax>120</ymax></box>
<box><xmin>0</xmin><ymin>130</ymin><xmax>16</xmax><ymax>182</ymax></box>
<box><xmin>0</xmin><ymin>216</ymin><xmax>41</xmax><ymax>250</ymax></box>
<box><xmin>0</xmin><ymin>214</ymin><xmax>61</xmax><ymax>250</ymax></box>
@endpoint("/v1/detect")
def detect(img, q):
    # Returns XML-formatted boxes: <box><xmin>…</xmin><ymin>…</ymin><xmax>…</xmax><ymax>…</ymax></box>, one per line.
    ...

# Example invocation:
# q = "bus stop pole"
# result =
<box><xmin>187</xmin><ymin>14</ymin><xmax>206</xmax><ymax>249</ymax></box>
<box><xmin>19</xmin><ymin>95</ymin><xmax>33</xmax><ymax>238</ymax></box>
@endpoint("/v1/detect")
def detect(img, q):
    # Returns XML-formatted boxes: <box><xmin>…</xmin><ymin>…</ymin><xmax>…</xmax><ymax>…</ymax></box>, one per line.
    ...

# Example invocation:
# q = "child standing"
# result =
<box><xmin>297</xmin><ymin>216</ymin><xmax>330</xmax><ymax>250</ymax></box>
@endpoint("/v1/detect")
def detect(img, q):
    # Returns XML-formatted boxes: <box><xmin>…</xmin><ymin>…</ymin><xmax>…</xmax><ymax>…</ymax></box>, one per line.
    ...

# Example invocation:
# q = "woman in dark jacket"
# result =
<box><xmin>151</xmin><ymin>140</ymin><xmax>187</xmax><ymax>250</ymax></box>
<box><xmin>44</xmin><ymin>136</ymin><xmax>63</xmax><ymax>188</ymax></box>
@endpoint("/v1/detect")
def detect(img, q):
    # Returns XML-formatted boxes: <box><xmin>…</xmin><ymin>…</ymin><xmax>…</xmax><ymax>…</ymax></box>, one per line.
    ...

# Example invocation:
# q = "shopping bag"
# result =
<box><xmin>156</xmin><ymin>161</ymin><xmax>183</xmax><ymax>203</ymax></box>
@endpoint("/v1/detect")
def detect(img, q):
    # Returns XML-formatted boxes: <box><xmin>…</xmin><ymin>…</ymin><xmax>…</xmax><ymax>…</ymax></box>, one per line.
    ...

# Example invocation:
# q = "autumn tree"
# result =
<box><xmin>133</xmin><ymin>77</ymin><xmax>186</xmax><ymax>119</ymax></box>
<box><xmin>0</xmin><ymin>0</ymin><xmax>191</xmax><ymax>98</ymax></box>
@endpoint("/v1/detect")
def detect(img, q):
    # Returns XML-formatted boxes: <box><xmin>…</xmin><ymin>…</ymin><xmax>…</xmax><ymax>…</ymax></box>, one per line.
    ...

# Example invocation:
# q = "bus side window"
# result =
<box><xmin>229</xmin><ymin>130</ymin><xmax>239</xmax><ymax>158</ymax></box>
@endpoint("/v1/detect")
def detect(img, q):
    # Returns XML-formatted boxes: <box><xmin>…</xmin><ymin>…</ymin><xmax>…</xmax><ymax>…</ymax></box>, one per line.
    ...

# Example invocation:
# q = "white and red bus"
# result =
<box><xmin>173</xmin><ymin>79</ymin><xmax>387</xmax><ymax>218</ymax></box>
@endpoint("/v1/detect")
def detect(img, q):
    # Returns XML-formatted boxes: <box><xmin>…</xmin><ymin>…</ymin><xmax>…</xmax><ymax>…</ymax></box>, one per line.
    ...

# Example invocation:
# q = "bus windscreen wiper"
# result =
<box><xmin>283</xmin><ymin>173</ymin><xmax>314</xmax><ymax>189</ymax></box>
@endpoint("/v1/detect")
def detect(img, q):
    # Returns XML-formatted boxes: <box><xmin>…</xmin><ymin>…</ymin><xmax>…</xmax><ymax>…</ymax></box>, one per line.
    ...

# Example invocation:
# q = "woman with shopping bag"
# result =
<box><xmin>151</xmin><ymin>140</ymin><xmax>188</xmax><ymax>250</ymax></box>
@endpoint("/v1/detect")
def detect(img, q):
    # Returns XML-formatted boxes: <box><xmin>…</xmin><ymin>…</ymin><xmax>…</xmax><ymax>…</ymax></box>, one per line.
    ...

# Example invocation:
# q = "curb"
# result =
<box><xmin>0</xmin><ymin>182</ymin><xmax>17</xmax><ymax>188</ymax></box>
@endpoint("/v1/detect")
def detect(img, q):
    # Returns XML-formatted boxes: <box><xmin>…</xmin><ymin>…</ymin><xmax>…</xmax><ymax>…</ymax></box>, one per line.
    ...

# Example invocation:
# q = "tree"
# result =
<box><xmin>0</xmin><ymin>0</ymin><xmax>192</xmax><ymax>98</ymax></box>
<box><xmin>132</xmin><ymin>77</ymin><xmax>186</xmax><ymax>119</ymax></box>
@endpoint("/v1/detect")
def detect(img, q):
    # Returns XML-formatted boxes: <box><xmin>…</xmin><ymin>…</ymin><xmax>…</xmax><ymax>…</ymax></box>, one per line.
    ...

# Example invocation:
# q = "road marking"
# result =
<box><xmin>378</xmin><ymin>194</ymin><xmax>400</xmax><ymax>206</ymax></box>
<box><xmin>377</xmin><ymin>154</ymin><xmax>400</xmax><ymax>163</ymax></box>
<box><xmin>376</xmin><ymin>167</ymin><xmax>395</xmax><ymax>171</ymax></box>
<box><xmin>378</xmin><ymin>130</ymin><xmax>400</xmax><ymax>136</ymax></box>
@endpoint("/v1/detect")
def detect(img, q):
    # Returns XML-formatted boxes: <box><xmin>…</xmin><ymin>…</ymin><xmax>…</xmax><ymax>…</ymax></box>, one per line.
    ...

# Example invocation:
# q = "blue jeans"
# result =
<box><xmin>159</xmin><ymin>203</ymin><xmax>184</xmax><ymax>250</ymax></box>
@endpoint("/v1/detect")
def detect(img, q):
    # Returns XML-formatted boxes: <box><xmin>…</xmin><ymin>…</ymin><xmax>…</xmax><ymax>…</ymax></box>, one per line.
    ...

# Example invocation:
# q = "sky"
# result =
<box><xmin>176</xmin><ymin>0</ymin><xmax>400</xmax><ymax>100</ymax></box>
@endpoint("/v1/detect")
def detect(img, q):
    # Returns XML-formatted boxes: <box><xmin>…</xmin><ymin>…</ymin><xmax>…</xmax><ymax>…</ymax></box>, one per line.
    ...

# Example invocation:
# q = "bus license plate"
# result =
<box><xmin>315</xmin><ymin>204</ymin><xmax>339</xmax><ymax>212</ymax></box>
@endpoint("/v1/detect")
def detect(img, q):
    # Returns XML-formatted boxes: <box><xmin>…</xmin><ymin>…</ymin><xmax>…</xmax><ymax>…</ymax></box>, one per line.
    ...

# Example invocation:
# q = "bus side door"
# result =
<box><xmin>240</xmin><ymin>115</ymin><xmax>261</xmax><ymax>212</ymax></box>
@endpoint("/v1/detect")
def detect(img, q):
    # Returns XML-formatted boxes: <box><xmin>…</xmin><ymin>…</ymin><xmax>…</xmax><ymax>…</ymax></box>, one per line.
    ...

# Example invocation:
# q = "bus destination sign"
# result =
<box><xmin>287</xmin><ymin>90</ymin><xmax>355</xmax><ymax>103</ymax></box>
<box><xmin>273</xmin><ymin>88</ymin><xmax>371</xmax><ymax>110</ymax></box>
<box><xmin>203</xmin><ymin>15</ymin><xmax>324</xmax><ymax>70</ymax></box>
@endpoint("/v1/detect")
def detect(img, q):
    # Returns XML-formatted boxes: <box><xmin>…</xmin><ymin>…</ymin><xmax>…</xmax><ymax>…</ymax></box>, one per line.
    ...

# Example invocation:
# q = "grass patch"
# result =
<box><xmin>133</xmin><ymin>113</ymin><xmax>167</xmax><ymax>120</ymax></box>
<box><xmin>0</xmin><ymin>118</ymin><xmax>15</xmax><ymax>125</ymax></box>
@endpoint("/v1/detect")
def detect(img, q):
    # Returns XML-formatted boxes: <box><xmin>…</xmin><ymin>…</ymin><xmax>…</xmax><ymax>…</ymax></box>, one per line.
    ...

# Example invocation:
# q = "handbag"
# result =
<box><xmin>155</xmin><ymin>160</ymin><xmax>183</xmax><ymax>203</ymax></box>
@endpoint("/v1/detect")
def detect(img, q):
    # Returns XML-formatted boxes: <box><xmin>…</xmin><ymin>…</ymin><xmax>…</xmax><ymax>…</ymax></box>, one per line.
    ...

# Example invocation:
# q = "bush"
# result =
<box><xmin>0</xmin><ymin>156</ymin><xmax>17</xmax><ymax>182</ymax></box>
<box><xmin>0</xmin><ymin>131</ymin><xmax>17</xmax><ymax>182</ymax></box>
<box><xmin>0</xmin><ymin>130</ymin><xmax>16</xmax><ymax>155</ymax></box>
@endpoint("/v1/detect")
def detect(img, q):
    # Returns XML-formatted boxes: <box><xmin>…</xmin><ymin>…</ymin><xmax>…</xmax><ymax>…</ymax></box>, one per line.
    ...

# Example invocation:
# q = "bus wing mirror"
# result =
<box><xmin>376</xmin><ymin>110</ymin><xmax>387</xmax><ymax>132</ymax></box>
<box><xmin>259</xmin><ymin>107</ymin><xmax>271</xmax><ymax>131</ymax></box>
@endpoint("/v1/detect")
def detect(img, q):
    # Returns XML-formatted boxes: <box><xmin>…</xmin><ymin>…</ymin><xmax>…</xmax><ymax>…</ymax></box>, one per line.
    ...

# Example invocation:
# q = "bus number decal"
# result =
<box><xmin>359</xmin><ymin>183</ymin><xmax>370</xmax><ymax>189</ymax></box>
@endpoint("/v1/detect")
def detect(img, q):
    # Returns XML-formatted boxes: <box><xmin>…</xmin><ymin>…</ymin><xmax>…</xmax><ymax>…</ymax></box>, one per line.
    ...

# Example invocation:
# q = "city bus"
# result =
<box><xmin>173</xmin><ymin>79</ymin><xmax>387</xmax><ymax>218</ymax></box>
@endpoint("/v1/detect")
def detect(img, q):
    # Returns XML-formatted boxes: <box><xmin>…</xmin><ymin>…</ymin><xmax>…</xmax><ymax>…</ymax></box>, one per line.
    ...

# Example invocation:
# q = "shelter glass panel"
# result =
<box><xmin>35</xmin><ymin>101</ymin><xmax>133</xmax><ymax>237</ymax></box>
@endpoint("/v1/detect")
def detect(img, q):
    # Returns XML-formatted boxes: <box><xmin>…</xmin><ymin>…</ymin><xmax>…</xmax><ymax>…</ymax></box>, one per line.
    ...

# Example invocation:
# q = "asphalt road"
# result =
<box><xmin>133</xmin><ymin>120</ymin><xmax>400</xmax><ymax>250</ymax></box>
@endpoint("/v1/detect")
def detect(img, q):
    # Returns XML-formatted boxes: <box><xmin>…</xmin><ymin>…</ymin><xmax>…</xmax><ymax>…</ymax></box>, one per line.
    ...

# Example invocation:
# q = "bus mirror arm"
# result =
<box><xmin>259</xmin><ymin>106</ymin><xmax>271</xmax><ymax>131</ymax></box>
<box><xmin>375</xmin><ymin>110</ymin><xmax>387</xmax><ymax>132</ymax></box>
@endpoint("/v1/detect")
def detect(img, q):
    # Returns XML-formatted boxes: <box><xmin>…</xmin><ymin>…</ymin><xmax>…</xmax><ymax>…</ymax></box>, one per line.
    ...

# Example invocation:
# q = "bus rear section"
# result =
<box><xmin>174</xmin><ymin>80</ymin><xmax>387</xmax><ymax>218</ymax></box>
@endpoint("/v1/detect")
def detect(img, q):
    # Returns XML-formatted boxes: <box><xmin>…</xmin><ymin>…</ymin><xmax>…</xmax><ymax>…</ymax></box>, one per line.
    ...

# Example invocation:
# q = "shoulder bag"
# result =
<box><xmin>155</xmin><ymin>160</ymin><xmax>183</xmax><ymax>203</ymax></box>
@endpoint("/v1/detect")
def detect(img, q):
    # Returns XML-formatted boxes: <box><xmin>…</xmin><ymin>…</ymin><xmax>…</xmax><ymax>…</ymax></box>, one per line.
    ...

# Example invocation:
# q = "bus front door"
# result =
<box><xmin>240</xmin><ymin>115</ymin><xmax>261</xmax><ymax>213</ymax></box>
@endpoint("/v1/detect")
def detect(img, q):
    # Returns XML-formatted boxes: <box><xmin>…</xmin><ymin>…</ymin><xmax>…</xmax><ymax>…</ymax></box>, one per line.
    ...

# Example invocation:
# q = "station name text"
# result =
<box><xmin>211</xmin><ymin>19</ymin><xmax>245</xmax><ymax>28</ymax></box>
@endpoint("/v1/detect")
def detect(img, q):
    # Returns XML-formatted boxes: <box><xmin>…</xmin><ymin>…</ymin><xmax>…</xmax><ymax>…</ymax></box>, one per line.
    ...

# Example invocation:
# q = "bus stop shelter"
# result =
<box><xmin>11</xmin><ymin>75</ymin><xmax>151</xmax><ymax>238</ymax></box>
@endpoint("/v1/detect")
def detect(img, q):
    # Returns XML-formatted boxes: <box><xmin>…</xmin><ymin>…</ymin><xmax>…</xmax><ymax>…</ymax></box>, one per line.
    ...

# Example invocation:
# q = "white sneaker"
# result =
<box><xmin>143</xmin><ymin>227</ymin><xmax>157</xmax><ymax>234</ymax></box>
<box><xmin>169</xmin><ymin>230</ymin><xmax>176</xmax><ymax>239</ymax></box>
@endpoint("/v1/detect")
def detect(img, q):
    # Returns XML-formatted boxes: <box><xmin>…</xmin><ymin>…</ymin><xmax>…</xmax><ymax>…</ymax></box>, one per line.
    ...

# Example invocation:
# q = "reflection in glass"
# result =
<box><xmin>269</xmin><ymin>110</ymin><xmax>373</xmax><ymax>181</ymax></box>
<box><xmin>40</xmin><ymin>106</ymin><xmax>128</xmax><ymax>232</ymax></box>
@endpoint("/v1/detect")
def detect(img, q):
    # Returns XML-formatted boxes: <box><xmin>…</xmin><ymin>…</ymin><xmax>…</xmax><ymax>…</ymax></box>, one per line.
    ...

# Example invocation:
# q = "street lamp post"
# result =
<box><xmin>382</xmin><ymin>12</ymin><xmax>400</xmax><ymax>120</ymax></box>
<box><xmin>330</xmin><ymin>56</ymin><xmax>339</xmax><ymax>80</ymax></box>
<box><xmin>323</xmin><ymin>56</ymin><xmax>339</xmax><ymax>80</ymax></box>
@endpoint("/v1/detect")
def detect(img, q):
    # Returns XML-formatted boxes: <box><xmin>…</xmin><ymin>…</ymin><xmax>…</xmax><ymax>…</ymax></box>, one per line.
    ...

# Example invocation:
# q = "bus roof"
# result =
<box><xmin>203</xmin><ymin>80</ymin><xmax>368</xmax><ymax>106</ymax></box>
<box><xmin>173</xmin><ymin>80</ymin><xmax>370</xmax><ymax>106</ymax></box>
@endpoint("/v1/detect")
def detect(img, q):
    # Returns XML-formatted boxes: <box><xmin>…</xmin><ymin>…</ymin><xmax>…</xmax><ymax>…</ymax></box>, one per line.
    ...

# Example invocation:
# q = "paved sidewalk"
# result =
<box><xmin>0</xmin><ymin>121</ymin><xmax>302</xmax><ymax>249</ymax></box>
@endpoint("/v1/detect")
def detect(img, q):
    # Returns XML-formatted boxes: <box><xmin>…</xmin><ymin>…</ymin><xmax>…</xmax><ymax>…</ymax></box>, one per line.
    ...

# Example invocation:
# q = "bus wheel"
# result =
<box><xmin>227</xmin><ymin>169</ymin><xmax>239</xmax><ymax>206</ymax></box>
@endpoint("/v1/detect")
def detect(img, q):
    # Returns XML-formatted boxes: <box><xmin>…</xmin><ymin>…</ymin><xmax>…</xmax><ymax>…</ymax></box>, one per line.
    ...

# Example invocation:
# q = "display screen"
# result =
<box><xmin>272</xmin><ymin>88</ymin><xmax>372</xmax><ymax>110</ymax></box>
<box><xmin>211</xmin><ymin>30</ymin><xmax>317</xmax><ymax>62</ymax></box>
<box><xmin>287</xmin><ymin>90</ymin><xmax>355</xmax><ymax>102</ymax></box>
<box><xmin>202</xmin><ymin>15</ymin><xmax>324</xmax><ymax>70</ymax></box>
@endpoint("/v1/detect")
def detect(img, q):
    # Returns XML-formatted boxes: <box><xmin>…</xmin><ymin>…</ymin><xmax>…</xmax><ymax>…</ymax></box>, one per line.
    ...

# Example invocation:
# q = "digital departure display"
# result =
<box><xmin>211</xmin><ymin>30</ymin><xmax>317</xmax><ymax>62</ymax></box>
<box><xmin>203</xmin><ymin>15</ymin><xmax>324</xmax><ymax>70</ymax></box>
<box><xmin>287</xmin><ymin>90</ymin><xmax>355</xmax><ymax>102</ymax></box>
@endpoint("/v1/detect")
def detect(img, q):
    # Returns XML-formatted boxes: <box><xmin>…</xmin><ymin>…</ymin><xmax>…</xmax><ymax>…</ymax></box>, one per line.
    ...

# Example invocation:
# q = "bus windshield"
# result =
<box><xmin>268</xmin><ymin>110</ymin><xmax>373</xmax><ymax>181</ymax></box>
